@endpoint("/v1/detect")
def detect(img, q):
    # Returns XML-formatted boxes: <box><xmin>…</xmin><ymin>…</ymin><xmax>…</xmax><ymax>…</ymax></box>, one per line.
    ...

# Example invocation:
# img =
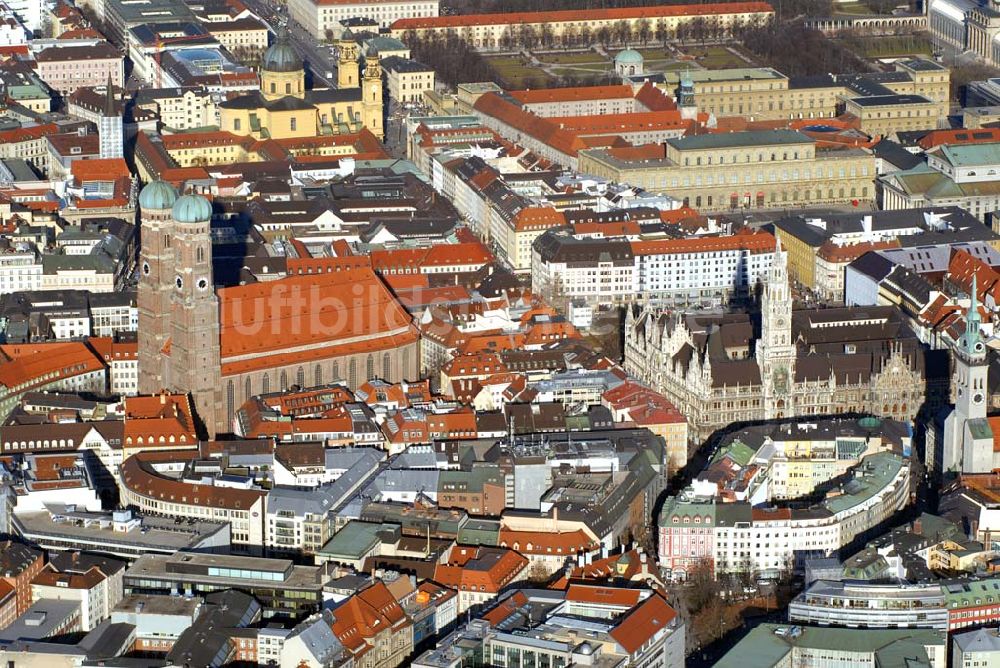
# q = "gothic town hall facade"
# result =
<box><xmin>624</xmin><ymin>243</ymin><xmax>934</xmax><ymax>444</ymax></box>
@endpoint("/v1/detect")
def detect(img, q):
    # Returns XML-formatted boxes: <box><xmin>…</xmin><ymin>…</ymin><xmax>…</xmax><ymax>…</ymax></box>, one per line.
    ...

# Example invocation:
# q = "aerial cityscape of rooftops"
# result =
<box><xmin>13</xmin><ymin>0</ymin><xmax>1000</xmax><ymax>666</ymax></box>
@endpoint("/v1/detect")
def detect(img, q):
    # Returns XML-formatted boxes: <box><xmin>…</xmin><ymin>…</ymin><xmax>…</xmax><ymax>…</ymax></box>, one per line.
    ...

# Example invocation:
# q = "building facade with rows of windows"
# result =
<box><xmin>579</xmin><ymin>130</ymin><xmax>878</xmax><ymax>213</ymax></box>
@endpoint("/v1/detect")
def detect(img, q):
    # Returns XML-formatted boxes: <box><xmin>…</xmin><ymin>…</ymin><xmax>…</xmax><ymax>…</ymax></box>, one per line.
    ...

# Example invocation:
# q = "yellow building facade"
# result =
<box><xmin>657</xmin><ymin>59</ymin><xmax>949</xmax><ymax>124</ymax></box>
<box><xmin>578</xmin><ymin>130</ymin><xmax>877</xmax><ymax>213</ymax></box>
<box><xmin>219</xmin><ymin>31</ymin><xmax>384</xmax><ymax>141</ymax></box>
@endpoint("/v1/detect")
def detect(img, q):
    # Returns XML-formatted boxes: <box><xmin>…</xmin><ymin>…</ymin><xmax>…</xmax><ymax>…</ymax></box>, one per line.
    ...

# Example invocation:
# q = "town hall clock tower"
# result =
<box><xmin>757</xmin><ymin>239</ymin><xmax>796</xmax><ymax>419</ymax></box>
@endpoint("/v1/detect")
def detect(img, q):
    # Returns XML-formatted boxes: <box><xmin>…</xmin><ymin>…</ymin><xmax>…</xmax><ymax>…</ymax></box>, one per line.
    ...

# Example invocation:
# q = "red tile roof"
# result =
<box><xmin>817</xmin><ymin>239</ymin><xmax>899</xmax><ymax>263</ymax></box>
<box><xmin>123</xmin><ymin>394</ymin><xmax>198</xmax><ymax>447</ymax></box>
<box><xmin>329</xmin><ymin>580</ymin><xmax>411</xmax><ymax>659</ymax></box>
<box><xmin>498</xmin><ymin>529</ymin><xmax>598</xmax><ymax>555</ymax></box>
<box><xmin>918</xmin><ymin>128</ymin><xmax>1000</xmax><ymax>151</ymax></box>
<box><xmin>513</xmin><ymin>206</ymin><xmax>565</xmax><ymax>232</ymax></box>
<box><xmin>391</xmin><ymin>2</ymin><xmax>774</xmax><ymax>30</ymax></box>
<box><xmin>72</xmin><ymin>158</ymin><xmax>130</xmax><ymax>182</ymax></box>
<box><xmin>217</xmin><ymin>268</ymin><xmax>417</xmax><ymax>375</ymax></box>
<box><xmin>0</xmin><ymin>123</ymin><xmax>58</xmax><ymax>145</ymax></box>
<box><xmin>609</xmin><ymin>593</ymin><xmax>677</xmax><ymax>654</ymax></box>
<box><xmin>949</xmin><ymin>248</ymin><xmax>1000</xmax><ymax>302</ymax></box>
<box><xmin>120</xmin><ymin>449</ymin><xmax>265</xmax><ymax>510</ymax></box>
<box><xmin>434</xmin><ymin>546</ymin><xmax>527</xmax><ymax>593</ymax></box>
<box><xmin>509</xmin><ymin>85</ymin><xmax>634</xmax><ymax>105</ymax></box>
<box><xmin>473</xmin><ymin>93</ymin><xmax>584</xmax><ymax>157</ymax></box>
<box><xmin>631</xmin><ymin>229</ymin><xmax>776</xmax><ymax>256</ymax></box>
<box><xmin>565</xmin><ymin>584</ymin><xmax>644</xmax><ymax>607</ymax></box>
<box><xmin>369</xmin><ymin>241</ymin><xmax>493</xmax><ymax>273</ymax></box>
<box><xmin>0</xmin><ymin>342</ymin><xmax>105</xmax><ymax>393</ymax></box>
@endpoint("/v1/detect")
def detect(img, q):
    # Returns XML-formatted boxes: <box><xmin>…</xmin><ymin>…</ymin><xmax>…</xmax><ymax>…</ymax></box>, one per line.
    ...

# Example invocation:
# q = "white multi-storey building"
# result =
<box><xmin>0</xmin><ymin>248</ymin><xmax>42</xmax><ymax>295</ymax></box>
<box><xmin>659</xmin><ymin>451</ymin><xmax>911</xmax><ymax>579</ymax></box>
<box><xmin>288</xmin><ymin>0</ymin><xmax>439</xmax><ymax>38</ymax></box>
<box><xmin>532</xmin><ymin>228</ymin><xmax>778</xmax><ymax>307</ymax></box>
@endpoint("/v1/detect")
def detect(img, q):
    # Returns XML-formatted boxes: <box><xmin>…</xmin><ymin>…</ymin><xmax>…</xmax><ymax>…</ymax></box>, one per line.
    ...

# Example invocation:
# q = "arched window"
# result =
<box><xmin>366</xmin><ymin>354</ymin><xmax>375</xmax><ymax>381</ymax></box>
<box><xmin>280</xmin><ymin>371</ymin><xmax>288</xmax><ymax>390</ymax></box>
<box><xmin>245</xmin><ymin>378</ymin><xmax>251</xmax><ymax>402</ymax></box>
<box><xmin>296</xmin><ymin>366</ymin><xmax>304</xmax><ymax>388</ymax></box>
<box><xmin>332</xmin><ymin>361</ymin><xmax>340</xmax><ymax>382</ymax></box>
<box><xmin>314</xmin><ymin>365</ymin><xmax>322</xmax><ymax>386</ymax></box>
<box><xmin>349</xmin><ymin>359</ymin><xmax>357</xmax><ymax>387</ymax></box>
<box><xmin>262</xmin><ymin>373</ymin><xmax>270</xmax><ymax>394</ymax></box>
<box><xmin>227</xmin><ymin>380</ymin><xmax>234</xmax><ymax>425</ymax></box>
<box><xmin>197</xmin><ymin>247</ymin><xmax>204</xmax><ymax>263</ymax></box>
<box><xmin>402</xmin><ymin>349</ymin><xmax>409</xmax><ymax>378</ymax></box>
<box><xmin>382</xmin><ymin>353</ymin><xmax>391</xmax><ymax>380</ymax></box>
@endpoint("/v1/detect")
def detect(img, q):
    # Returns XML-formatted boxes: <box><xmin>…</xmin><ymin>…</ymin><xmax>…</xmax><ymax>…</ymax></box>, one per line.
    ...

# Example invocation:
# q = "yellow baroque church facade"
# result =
<box><xmin>220</xmin><ymin>29</ymin><xmax>383</xmax><ymax>141</ymax></box>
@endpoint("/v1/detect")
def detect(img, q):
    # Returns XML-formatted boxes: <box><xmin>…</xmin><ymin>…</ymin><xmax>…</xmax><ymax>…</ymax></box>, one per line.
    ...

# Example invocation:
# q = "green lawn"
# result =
<box><xmin>834</xmin><ymin>2</ymin><xmax>877</xmax><ymax>15</ymax></box>
<box><xmin>687</xmin><ymin>45</ymin><xmax>746</xmax><ymax>69</ymax></box>
<box><xmin>658</xmin><ymin>60</ymin><xmax>698</xmax><ymax>72</ymax></box>
<box><xmin>538</xmin><ymin>52</ymin><xmax>607</xmax><ymax>65</ymax></box>
<box><xmin>550</xmin><ymin>65</ymin><xmax>610</xmax><ymax>77</ymax></box>
<box><xmin>630</xmin><ymin>47</ymin><xmax>675</xmax><ymax>59</ymax></box>
<box><xmin>485</xmin><ymin>56</ymin><xmax>553</xmax><ymax>87</ymax></box>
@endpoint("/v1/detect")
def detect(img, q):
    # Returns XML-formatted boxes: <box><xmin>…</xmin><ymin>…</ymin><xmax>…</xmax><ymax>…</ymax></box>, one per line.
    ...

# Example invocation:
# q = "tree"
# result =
<box><xmin>527</xmin><ymin>560</ymin><xmax>551</xmax><ymax>584</ymax></box>
<box><xmin>735</xmin><ymin>554</ymin><xmax>757</xmax><ymax>596</ymax></box>
<box><xmin>612</xmin><ymin>20</ymin><xmax>632</xmax><ymax>46</ymax></box>
<box><xmin>539</xmin><ymin>23</ymin><xmax>555</xmax><ymax>48</ymax></box>
<box><xmin>519</xmin><ymin>24</ymin><xmax>538</xmax><ymax>49</ymax></box>
<box><xmin>596</xmin><ymin>26</ymin><xmax>611</xmax><ymax>47</ymax></box>
<box><xmin>689</xmin><ymin>17</ymin><xmax>709</xmax><ymax>46</ymax></box>
<box><xmin>500</xmin><ymin>27</ymin><xmax>515</xmax><ymax>50</ymax></box>
<box><xmin>683</xmin><ymin>558</ymin><xmax>719</xmax><ymax>612</ymax></box>
<box><xmin>636</xmin><ymin>18</ymin><xmax>652</xmax><ymax>46</ymax></box>
<box><xmin>950</xmin><ymin>63</ymin><xmax>1000</xmax><ymax>104</ymax></box>
<box><xmin>561</xmin><ymin>25</ymin><xmax>579</xmax><ymax>48</ymax></box>
<box><xmin>654</xmin><ymin>19</ymin><xmax>668</xmax><ymax>46</ymax></box>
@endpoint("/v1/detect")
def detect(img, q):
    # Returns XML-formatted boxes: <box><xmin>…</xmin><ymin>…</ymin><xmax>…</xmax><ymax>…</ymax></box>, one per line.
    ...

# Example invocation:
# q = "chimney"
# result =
<box><xmin>160</xmin><ymin>393</ymin><xmax>166</xmax><ymax>405</ymax></box>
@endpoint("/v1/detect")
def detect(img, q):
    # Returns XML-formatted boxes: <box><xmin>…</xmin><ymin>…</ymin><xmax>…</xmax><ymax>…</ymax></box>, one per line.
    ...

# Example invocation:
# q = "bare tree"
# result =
<box><xmin>636</xmin><ymin>18</ymin><xmax>652</xmax><ymax>46</ymax></box>
<box><xmin>612</xmin><ymin>20</ymin><xmax>632</xmax><ymax>46</ymax></box>
<box><xmin>654</xmin><ymin>19</ymin><xmax>669</xmax><ymax>46</ymax></box>
<box><xmin>596</xmin><ymin>26</ymin><xmax>611</xmax><ymax>47</ymax></box>
<box><xmin>539</xmin><ymin>23</ymin><xmax>555</xmax><ymax>48</ymax></box>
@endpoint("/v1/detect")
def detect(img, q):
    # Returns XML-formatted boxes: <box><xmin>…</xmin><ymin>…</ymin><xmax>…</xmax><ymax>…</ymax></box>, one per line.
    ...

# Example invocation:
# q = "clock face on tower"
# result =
<box><xmin>142</xmin><ymin>262</ymin><xmax>150</xmax><ymax>276</ymax></box>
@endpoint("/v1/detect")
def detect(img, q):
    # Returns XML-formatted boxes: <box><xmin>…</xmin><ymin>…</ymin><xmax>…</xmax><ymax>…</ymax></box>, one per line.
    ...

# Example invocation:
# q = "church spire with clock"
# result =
<box><xmin>942</xmin><ymin>275</ymin><xmax>994</xmax><ymax>473</ymax></box>
<box><xmin>757</xmin><ymin>238</ymin><xmax>796</xmax><ymax>419</ymax></box>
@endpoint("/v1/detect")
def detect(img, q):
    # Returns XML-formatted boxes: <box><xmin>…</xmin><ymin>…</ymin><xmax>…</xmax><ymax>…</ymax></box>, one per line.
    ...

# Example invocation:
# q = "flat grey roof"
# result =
<box><xmin>851</xmin><ymin>94</ymin><xmax>933</xmax><ymax>107</ymax></box>
<box><xmin>667</xmin><ymin>130</ymin><xmax>811</xmax><ymax>151</ymax></box>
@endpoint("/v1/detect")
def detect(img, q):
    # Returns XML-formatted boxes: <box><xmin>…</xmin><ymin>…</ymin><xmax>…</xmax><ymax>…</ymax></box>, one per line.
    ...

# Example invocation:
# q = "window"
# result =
<box><xmin>233</xmin><ymin>118</ymin><xmax>241</xmax><ymax>131</ymax></box>
<box><xmin>286</xmin><ymin>82</ymin><xmax>291</xmax><ymax>94</ymax></box>
<box><xmin>290</xmin><ymin>117</ymin><xmax>297</xmax><ymax>131</ymax></box>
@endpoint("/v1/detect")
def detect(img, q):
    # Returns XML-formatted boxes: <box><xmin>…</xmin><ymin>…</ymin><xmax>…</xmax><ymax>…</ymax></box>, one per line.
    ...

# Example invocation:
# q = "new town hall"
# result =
<box><xmin>624</xmin><ymin>243</ymin><xmax>941</xmax><ymax>443</ymax></box>
<box><xmin>135</xmin><ymin>180</ymin><xmax>419</xmax><ymax>437</ymax></box>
